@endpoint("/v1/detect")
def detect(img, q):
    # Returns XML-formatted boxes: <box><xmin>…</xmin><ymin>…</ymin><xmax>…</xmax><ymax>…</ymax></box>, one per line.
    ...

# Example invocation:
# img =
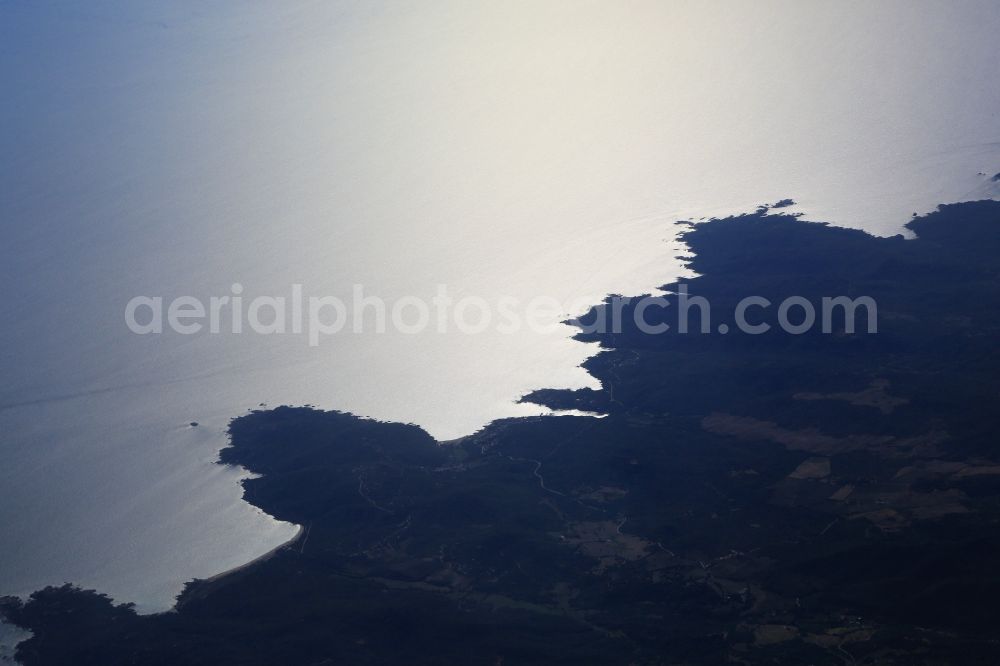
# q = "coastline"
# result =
<box><xmin>173</xmin><ymin>523</ymin><xmax>305</xmax><ymax>611</ymax></box>
<box><xmin>0</xmin><ymin>619</ymin><xmax>30</xmax><ymax>665</ymax></box>
<box><xmin>6</xmin><ymin>200</ymin><xmax>1000</xmax><ymax>664</ymax></box>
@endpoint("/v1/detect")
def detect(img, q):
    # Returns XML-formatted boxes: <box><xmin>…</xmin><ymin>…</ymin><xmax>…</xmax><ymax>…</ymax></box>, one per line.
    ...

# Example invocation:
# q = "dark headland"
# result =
<box><xmin>4</xmin><ymin>200</ymin><xmax>1000</xmax><ymax>664</ymax></box>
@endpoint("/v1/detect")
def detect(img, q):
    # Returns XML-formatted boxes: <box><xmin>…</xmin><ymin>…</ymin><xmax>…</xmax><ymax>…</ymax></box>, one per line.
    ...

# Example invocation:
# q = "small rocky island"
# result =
<box><xmin>4</xmin><ymin>200</ymin><xmax>1000</xmax><ymax>664</ymax></box>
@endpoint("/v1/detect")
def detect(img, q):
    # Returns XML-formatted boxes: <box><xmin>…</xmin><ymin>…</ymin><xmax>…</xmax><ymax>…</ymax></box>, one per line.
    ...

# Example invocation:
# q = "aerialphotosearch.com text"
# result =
<box><xmin>125</xmin><ymin>284</ymin><xmax>878</xmax><ymax>346</ymax></box>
